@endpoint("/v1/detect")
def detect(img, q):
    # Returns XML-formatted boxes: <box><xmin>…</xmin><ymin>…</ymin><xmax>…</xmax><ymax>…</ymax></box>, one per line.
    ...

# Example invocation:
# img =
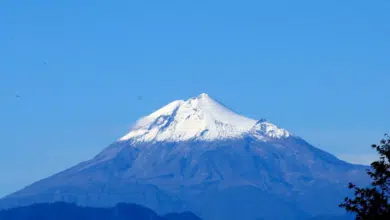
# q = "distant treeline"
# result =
<box><xmin>0</xmin><ymin>202</ymin><xmax>201</xmax><ymax>220</ymax></box>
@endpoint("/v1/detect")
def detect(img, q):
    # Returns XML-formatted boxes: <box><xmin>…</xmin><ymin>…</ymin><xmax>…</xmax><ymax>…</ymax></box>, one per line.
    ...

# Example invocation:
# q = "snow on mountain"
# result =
<box><xmin>119</xmin><ymin>93</ymin><xmax>290</xmax><ymax>143</ymax></box>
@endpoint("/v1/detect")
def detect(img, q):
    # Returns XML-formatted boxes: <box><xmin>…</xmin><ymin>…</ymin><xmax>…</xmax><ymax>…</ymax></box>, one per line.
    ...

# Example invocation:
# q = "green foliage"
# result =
<box><xmin>340</xmin><ymin>135</ymin><xmax>390</xmax><ymax>220</ymax></box>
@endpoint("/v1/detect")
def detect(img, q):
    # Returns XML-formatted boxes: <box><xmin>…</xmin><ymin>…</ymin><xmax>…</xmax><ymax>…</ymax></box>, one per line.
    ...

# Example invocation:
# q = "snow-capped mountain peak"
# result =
<box><xmin>2</xmin><ymin>93</ymin><xmax>369</xmax><ymax>220</ymax></box>
<box><xmin>119</xmin><ymin>93</ymin><xmax>290</xmax><ymax>142</ymax></box>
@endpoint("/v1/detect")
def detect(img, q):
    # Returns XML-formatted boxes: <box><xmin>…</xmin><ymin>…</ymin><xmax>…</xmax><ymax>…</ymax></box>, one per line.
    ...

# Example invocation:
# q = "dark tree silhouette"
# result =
<box><xmin>339</xmin><ymin>134</ymin><xmax>390</xmax><ymax>220</ymax></box>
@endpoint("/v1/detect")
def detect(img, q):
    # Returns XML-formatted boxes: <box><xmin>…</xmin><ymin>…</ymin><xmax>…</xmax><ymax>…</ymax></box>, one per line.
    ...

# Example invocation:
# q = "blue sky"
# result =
<box><xmin>0</xmin><ymin>0</ymin><xmax>389</xmax><ymax>197</ymax></box>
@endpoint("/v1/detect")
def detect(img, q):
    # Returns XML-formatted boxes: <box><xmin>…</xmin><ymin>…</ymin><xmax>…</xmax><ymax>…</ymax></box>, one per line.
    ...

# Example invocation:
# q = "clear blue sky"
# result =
<box><xmin>0</xmin><ymin>0</ymin><xmax>389</xmax><ymax>197</ymax></box>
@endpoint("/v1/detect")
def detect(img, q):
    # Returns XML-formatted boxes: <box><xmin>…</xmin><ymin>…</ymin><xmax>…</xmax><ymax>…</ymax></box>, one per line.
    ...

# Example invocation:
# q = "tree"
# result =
<box><xmin>339</xmin><ymin>134</ymin><xmax>390</xmax><ymax>220</ymax></box>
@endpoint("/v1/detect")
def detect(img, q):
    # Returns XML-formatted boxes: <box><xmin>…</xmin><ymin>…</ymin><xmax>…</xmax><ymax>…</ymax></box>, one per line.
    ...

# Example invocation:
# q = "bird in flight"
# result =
<box><xmin>15</xmin><ymin>93</ymin><xmax>21</xmax><ymax>98</ymax></box>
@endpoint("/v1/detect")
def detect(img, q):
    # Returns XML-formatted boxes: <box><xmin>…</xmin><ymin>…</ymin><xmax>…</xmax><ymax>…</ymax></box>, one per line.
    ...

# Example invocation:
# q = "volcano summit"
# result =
<box><xmin>120</xmin><ymin>93</ymin><xmax>290</xmax><ymax>142</ymax></box>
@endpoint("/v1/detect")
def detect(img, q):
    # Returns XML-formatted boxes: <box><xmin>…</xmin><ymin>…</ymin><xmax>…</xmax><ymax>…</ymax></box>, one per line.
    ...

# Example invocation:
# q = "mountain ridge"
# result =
<box><xmin>0</xmin><ymin>202</ymin><xmax>202</xmax><ymax>220</ymax></box>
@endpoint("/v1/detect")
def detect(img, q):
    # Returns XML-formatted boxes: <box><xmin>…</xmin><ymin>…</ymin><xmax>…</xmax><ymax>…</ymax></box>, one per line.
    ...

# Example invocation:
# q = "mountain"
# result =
<box><xmin>0</xmin><ymin>93</ymin><xmax>368</xmax><ymax>220</ymax></box>
<box><xmin>0</xmin><ymin>202</ymin><xmax>201</xmax><ymax>220</ymax></box>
